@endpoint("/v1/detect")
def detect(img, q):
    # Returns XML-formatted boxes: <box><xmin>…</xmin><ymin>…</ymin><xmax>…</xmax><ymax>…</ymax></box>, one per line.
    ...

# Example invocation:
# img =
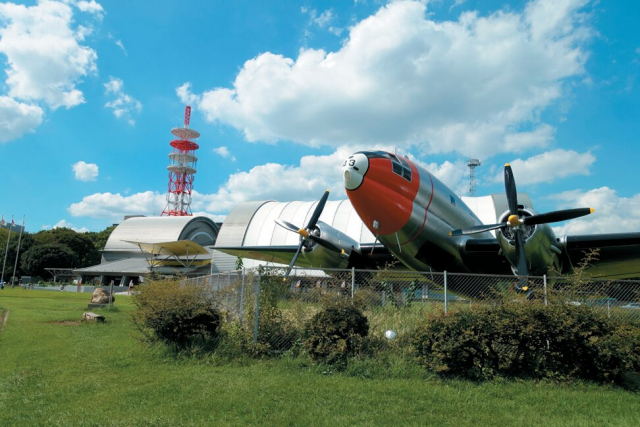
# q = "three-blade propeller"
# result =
<box><xmin>450</xmin><ymin>164</ymin><xmax>594</xmax><ymax>277</ymax></box>
<box><xmin>275</xmin><ymin>190</ymin><xmax>342</xmax><ymax>278</ymax></box>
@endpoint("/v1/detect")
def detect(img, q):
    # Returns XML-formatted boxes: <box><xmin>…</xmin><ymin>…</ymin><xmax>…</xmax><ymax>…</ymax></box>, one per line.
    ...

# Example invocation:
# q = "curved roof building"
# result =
<box><xmin>212</xmin><ymin>199</ymin><xmax>375</xmax><ymax>272</ymax></box>
<box><xmin>75</xmin><ymin>216</ymin><xmax>219</xmax><ymax>285</ymax></box>
<box><xmin>103</xmin><ymin>216</ymin><xmax>219</xmax><ymax>262</ymax></box>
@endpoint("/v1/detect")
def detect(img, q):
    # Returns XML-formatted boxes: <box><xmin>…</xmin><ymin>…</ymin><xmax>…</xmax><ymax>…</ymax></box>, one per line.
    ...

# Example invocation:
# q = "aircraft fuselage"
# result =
<box><xmin>344</xmin><ymin>151</ymin><xmax>493</xmax><ymax>272</ymax></box>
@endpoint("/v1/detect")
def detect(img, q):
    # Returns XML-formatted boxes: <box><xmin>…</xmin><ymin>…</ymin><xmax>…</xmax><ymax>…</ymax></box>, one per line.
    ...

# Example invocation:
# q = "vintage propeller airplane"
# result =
<box><xmin>214</xmin><ymin>150</ymin><xmax>640</xmax><ymax>281</ymax></box>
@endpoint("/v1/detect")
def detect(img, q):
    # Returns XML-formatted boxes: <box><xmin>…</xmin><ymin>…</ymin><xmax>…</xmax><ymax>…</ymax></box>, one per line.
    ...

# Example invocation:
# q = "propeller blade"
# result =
<box><xmin>307</xmin><ymin>234</ymin><xmax>343</xmax><ymax>253</ymax></box>
<box><xmin>306</xmin><ymin>190</ymin><xmax>330</xmax><ymax>229</ymax></box>
<box><xmin>284</xmin><ymin>241</ymin><xmax>304</xmax><ymax>279</ymax></box>
<box><xmin>504</xmin><ymin>164</ymin><xmax>518</xmax><ymax>216</ymax></box>
<box><xmin>450</xmin><ymin>223</ymin><xmax>506</xmax><ymax>236</ymax></box>
<box><xmin>514</xmin><ymin>229</ymin><xmax>529</xmax><ymax>277</ymax></box>
<box><xmin>275</xmin><ymin>219</ymin><xmax>300</xmax><ymax>234</ymax></box>
<box><xmin>523</xmin><ymin>208</ymin><xmax>594</xmax><ymax>226</ymax></box>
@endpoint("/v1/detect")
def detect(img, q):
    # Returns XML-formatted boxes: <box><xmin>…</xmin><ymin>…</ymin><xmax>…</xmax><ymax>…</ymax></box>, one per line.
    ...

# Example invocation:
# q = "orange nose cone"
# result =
<box><xmin>346</xmin><ymin>156</ymin><xmax>420</xmax><ymax>235</ymax></box>
<box><xmin>508</xmin><ymin>215</ymin><xmax>520</xmax><ymax>227</ymax></box>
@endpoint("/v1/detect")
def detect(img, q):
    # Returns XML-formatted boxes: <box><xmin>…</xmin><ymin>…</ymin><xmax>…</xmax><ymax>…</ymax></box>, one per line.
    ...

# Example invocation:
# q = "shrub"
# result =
<box><xmin>304</xmin><ymin>299</ymin><xmax>369</xmax><ymax>365</ymax></box>
<box><xmin>412</xmin><ymin>302</ymin><xmax>640</xmax><ymax>383</ymax></box>
<box><xmin>239</xmin><ymin>270</ymin><xmax>301</xmax><ymax>356</ymax></box>
<box><xmin>132</xmin><ymin>279</ymin><xmax>221</xmax><ymax>346</ymax></box>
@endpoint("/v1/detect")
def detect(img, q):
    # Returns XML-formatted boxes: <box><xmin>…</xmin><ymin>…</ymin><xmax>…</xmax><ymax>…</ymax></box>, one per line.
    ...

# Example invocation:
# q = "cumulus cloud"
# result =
<box><xmin>0</xmin><ymin>1</ymin><xmax>98</xmax><ymax>110</ymax></box>
<box><xmin>68</xmin><ymin>191</ymin><xmax>166</xmax><ymax>220</ymax></box>
<box><xmin>104</xmin><ymin>77</ymin><xmax>142</xmax><ymax>125</ymax></box>
<box><xmin>302</xmin><ymin>7</ymin><xmax>337</xmax><ymax>31</ymax></box>
<box><xmin>72</xmin><ymin>161</ymin><xmax>99</xmax><ymax>182</ymax></box>
<box><xmin>192</xmin><ymin>150</ymin><xmax>350</xmax><ymax>214</ymax></box>
<box><xmin>213</xmin><ymin>146</ymin><xmax>236</xmax><ymax>161</ymax></box>
<box><xmin>550</xmin><ymin>187</ymin><xmax>640</xmax><ymax>235</ymax></box>
<box><xmin>44</xmin><ymin>219</ymin><xmax>89</xmax><ymax>233</ymax></box>
<box><xmin>176</xmin><ymin>82</ymin><xmax>200</xmax><ymax>106</ymax></box>
<box><xmin>490</xmin><ymin>149</ymin><xmax>596</xmax><ymax>185</ymax></box>
<box><xmin>184</xmin><ymin>0</ymin><xmax>593</xmax><ymax>158</ymax></box>
<box><xmin>67</xmin><ymin>144</ymin><xmax>507</xmax><ymax>221</ymax></box>
<box><xmin>76</xmin><ymin>1</ymin><xmax>104</xmax><ymax>18</ymax></box>
<box><xmin>0</xmin><ymin>96</ymin><xmax>43</xmax><ymax>142</ymax></box>
<box><xmin>410</xmin><ymin>157</ymin><xmax>469</xmax><ymax>195</ymax></box>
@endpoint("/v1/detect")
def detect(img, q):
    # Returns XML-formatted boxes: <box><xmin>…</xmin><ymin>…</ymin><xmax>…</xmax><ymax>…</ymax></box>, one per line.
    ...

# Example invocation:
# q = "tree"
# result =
<box><xmin>86</xmin><ymin>225</ymin><xmax>116</xmax><ymax>251</ymax></box>
<box><xmin>21</xmin><ymin>244</ymin><xmax>78</xmax><ymax>278</ymax></box>
<box><xmin>0</xmin><ymin>229</ymin><xmax>35</xmax><ymax>281</ymax></box>
<box><xmin>33</xmin><ymin>228</ymin><xmax>100</xmax><ymax>268</ymax></box>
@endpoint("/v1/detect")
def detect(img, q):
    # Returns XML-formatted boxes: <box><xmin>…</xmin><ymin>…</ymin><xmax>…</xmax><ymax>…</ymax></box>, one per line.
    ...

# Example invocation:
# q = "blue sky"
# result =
<box><xmin>1</xmin><ymin>0</ymin><xmax>639</xmax><ymax>235</ymax></box>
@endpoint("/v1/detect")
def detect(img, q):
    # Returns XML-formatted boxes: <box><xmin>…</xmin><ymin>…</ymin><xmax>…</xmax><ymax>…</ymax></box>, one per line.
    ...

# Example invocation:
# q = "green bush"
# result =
<box><xmin>412</xmin><ymin>302</ymin><xmax>640</xmax><ymax>383</ymax></box>
<box><xmin>132</xmin><ymin>279</ymin><xmax>221</xmax><ymax>346</ymax></box>
<box><xmin>304</xmin><ymin>299</ymin><xmax>369</xmax><ymax>365</ymax></box>
<box><xmin>239</xmin><ymin>270</ymin><xmax>301</xmax><ymax>356</ymax></box>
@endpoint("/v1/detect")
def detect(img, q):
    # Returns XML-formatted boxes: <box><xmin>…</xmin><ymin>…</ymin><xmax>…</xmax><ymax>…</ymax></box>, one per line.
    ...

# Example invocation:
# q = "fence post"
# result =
<box><xmin>444</xmin><ymin>271</ymin><xmax>448</xmax><ymax>314</ymax></box>
<box><xmin>351</xmin><ymin>267</ymin><xmax>355</xmax><ymax>299</ymax></box>
<box><xmin>254</xmin><ymin>267</ymin><xmax>262</xmax><ymax>345</ymax></box>
<box><xmin>543</xmin><ymin>275</ymin><xmax>548</xmax><ymax>306</ymax></box>
<box><xmin>239</xmin><ymin>268</ymin><xmax>245</xmax><ymax>320</ymax></box>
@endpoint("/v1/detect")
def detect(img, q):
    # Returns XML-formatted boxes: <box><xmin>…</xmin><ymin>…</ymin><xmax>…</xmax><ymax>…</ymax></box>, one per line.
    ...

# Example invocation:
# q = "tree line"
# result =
<box><xmin>0</xmin><ymin>225</ymin><xmax>115</xmax><ymax>281</ymax></box>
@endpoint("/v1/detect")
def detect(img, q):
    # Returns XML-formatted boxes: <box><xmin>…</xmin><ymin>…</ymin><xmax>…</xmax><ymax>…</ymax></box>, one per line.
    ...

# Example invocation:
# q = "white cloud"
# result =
<box><xmin>67</xmin><ymin>145</ymin><xmax>487</xmax><ymax>221</ymax></box>
<box><xmin>313</xmin><ymin>9</ymin><xmax>334</xmax><ymax>28</ymax></box>
<box><xmin>551</xmin><ymin>187</ymin><xmax>640</xmax><ymax>235</ymax></box>
<box><xmin>76</xmin><ymin>1</ymin><xmax>104</xmax><ymax>18</ymax></box>
<box><xmin>176</xmin><ymin>82</ymin><xmax>201</xmax><ymax>106</ymax></box>
<box><xmin>410</xmin><ymin>156</ymin><xmax>469</xmax><ymax>195</ymax></box>
<box><xmin>0</xmin><ymin>96</ymin><xmax>43</xmax><ymax>142</ymax></box>
<box><xmin>491</xmin><ymin>149</ymin><xmax>596</xmax><ymax>185</ymax></box>
<box><xmin>68</xmin><ymin>191</ymin><xmax>166</xmax><ymax>220</ymax></box>
<box><xmin>185</xmin><ymin>0</ymin><xmax>593</xmax><ymax>158</ymax></box>
<box><xmin>115</xmin><ymin>39</ymin><xmax>126</xmax><ymax>55</ymax></box>
<box><xmin>0</xmin><ymin>1</ymin><xmax>98</xmax><ymax>110</ymax></box>
<box><xmin>192</xmin><ymin>151</ymin><xmax>348</xmax><ymax>214</ymax></box>
<box><xmin>49</xmin><ymin>219</ymin><xmax>89</xmax><ymax>233</ymax></box>
<box><xmin>451</xmin><ymin>0</ymin><xmax>467</xmax><ymax>10</ymax></box>
<box><xmin>104</xmin><ymin>77</ymin><xmax>142</xmax><ymax>125</ymax></box>
<box><xmin>192</xmin><ymin>145</ymin><xmax>466</xmax><ymax>214</ymax></box>
<box><xmin>213</xmin><ymin>146</ymin><xmax>236</xmax><ymax>161</ymax></box>
<box><xmin>72</xmin><ymin>161</ymin><xmax>99</xmax><ymax>182</ymax></box>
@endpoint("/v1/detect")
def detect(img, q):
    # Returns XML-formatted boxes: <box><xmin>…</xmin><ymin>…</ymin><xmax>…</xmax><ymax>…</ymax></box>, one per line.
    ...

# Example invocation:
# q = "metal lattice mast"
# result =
<box><xmin>161</xmin><ymin>106</ymin><xmax>200</xmax><ymax>216</ymax></box>
<box><xmin>467</xmin><ymin>159</ymin><xmax>481</xmax><ymax>196</ymax></box>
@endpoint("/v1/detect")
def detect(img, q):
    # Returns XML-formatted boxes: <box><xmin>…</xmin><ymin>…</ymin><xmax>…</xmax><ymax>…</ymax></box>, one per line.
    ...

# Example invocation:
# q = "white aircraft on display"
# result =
<box><xmin>215</xmin><ymin>151</ymin><xmax>640</xmax><ymax>283</ymax></box>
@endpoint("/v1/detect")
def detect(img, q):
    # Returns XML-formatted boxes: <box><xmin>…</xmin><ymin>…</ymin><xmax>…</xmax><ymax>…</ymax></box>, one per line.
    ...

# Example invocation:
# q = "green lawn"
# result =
<box><xmin>0</xmin><ymin>288</ymin><xmax>638</xmax><ymax>426</ymax></box>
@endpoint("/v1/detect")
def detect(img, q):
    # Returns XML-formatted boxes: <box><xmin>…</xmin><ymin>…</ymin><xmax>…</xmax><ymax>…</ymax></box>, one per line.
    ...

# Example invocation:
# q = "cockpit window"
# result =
<box><xmin>391</xmin><ymin>156</ymin><xmax>412</xmax><ymax>182</ymax></box>
<box><xmin>356</xmin><ymin>151</ymin><xmax>412</xmax><ymax>182</ymax></box>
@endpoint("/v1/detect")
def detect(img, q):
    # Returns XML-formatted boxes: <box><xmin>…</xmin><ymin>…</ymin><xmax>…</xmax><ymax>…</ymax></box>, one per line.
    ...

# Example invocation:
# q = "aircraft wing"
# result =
<box><xmin>560</xmin><ymin>232</ymin><xmax>640</xmax><ymax>279</ymax></box>
<box><xmin>213</xmin><ymin>245</ymin><xmax>303</xmax><ymax>267</ymax></box>
<box><xmin>459</xmin><ymin>233</ymin><xmax>640</xmax><ymax>279</ymax></box>
<box><xmin>213</xmin><ymin>243</ymin><xmax>394</xmax><ymax>270</ymax></box>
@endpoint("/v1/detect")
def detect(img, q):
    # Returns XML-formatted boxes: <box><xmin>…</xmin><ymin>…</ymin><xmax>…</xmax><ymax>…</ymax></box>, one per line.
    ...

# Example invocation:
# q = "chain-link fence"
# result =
<box><xmin>183</xmin><ymin>267</ymin><xmax>640</xmax><ymax>353</ymax></box>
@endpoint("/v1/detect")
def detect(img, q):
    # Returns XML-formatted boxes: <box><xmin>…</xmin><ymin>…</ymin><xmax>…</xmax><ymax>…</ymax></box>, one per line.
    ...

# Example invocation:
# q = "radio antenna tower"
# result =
<box><xmin>162</xmin><ymin>106</ymin><xmax>200</xmax><ymax>216</ymax></box>
<box><xmin>467</xmin><ymin>158</ymin><xmax>481</xmax><ymax>196</ymax></box>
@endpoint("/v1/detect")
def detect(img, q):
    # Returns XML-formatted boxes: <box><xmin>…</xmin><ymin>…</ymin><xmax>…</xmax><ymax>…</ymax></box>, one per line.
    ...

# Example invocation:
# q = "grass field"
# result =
<box><xmin>0</xmin><ymin>288</ymin><xmax>639</xmax><ymax>426</ymax></box>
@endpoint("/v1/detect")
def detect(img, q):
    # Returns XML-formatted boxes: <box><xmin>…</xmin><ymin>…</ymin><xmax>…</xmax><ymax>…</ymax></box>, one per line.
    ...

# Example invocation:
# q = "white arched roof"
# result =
<box><xmin>105</xmin><ymin>216</ymin><xmax>219</xmax><ymax>253</ymax></box>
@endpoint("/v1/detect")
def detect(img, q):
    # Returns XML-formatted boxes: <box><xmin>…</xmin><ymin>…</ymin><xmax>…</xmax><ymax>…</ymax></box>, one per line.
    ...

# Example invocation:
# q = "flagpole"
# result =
<box><xmin>11</xmin><ymin>216</ymin><xmax>25</xmax><ymax>288</ymax></box>
<box><xmin>1</xmin><ymin>217</ymin><xmax>12</xmax><ymax>290</ymax></box>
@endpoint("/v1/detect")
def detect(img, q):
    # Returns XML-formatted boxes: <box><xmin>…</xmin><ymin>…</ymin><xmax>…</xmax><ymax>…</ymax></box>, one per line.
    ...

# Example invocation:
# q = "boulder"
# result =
<box><xmin>91</xmin><ymin>288</ymin><xmax>115</xmax><ymax>304</ymax></box>
<box><xmin>83</xmin><ymin>312</ymin><xmax>105</xmax><ymax>323</ymax></box>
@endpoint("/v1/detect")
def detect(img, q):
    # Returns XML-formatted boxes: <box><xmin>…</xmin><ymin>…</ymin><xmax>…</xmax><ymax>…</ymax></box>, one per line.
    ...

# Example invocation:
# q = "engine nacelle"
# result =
<box><xmin>496</xmin><ymin>208</ymin><xmax>562</xmax><ymax>276</ymax></box>
<box><xmin>300</xmin><ymin>220</ymin><xmax>361</xmax><ymax>269</ymax></box>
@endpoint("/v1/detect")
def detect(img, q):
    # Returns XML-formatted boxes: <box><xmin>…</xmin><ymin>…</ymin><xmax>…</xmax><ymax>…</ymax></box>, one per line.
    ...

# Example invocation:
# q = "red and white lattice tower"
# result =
<box><xmin>161</xmin><ymin>106</ymin><xmax>200</xmax><ymax>216</ymax></box>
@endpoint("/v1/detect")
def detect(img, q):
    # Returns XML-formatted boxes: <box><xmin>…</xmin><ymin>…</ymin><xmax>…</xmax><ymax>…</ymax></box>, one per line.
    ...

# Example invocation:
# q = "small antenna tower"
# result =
<box><xmin>161</xmin><ymin>106</ymin><xmax>200</xmax><ymax>216</ymax></box>
<box><xmin>467</xmin><ymin>159</ymin><xmax>481</xmax><ymax>196</ymax></box>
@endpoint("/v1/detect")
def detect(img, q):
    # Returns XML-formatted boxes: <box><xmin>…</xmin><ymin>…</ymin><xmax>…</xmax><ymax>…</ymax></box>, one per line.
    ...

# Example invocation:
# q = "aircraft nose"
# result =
<box><xmin>343</xmin><ymin>153</ymin><xmax>369</xmax><ymax>190</ymax></box>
